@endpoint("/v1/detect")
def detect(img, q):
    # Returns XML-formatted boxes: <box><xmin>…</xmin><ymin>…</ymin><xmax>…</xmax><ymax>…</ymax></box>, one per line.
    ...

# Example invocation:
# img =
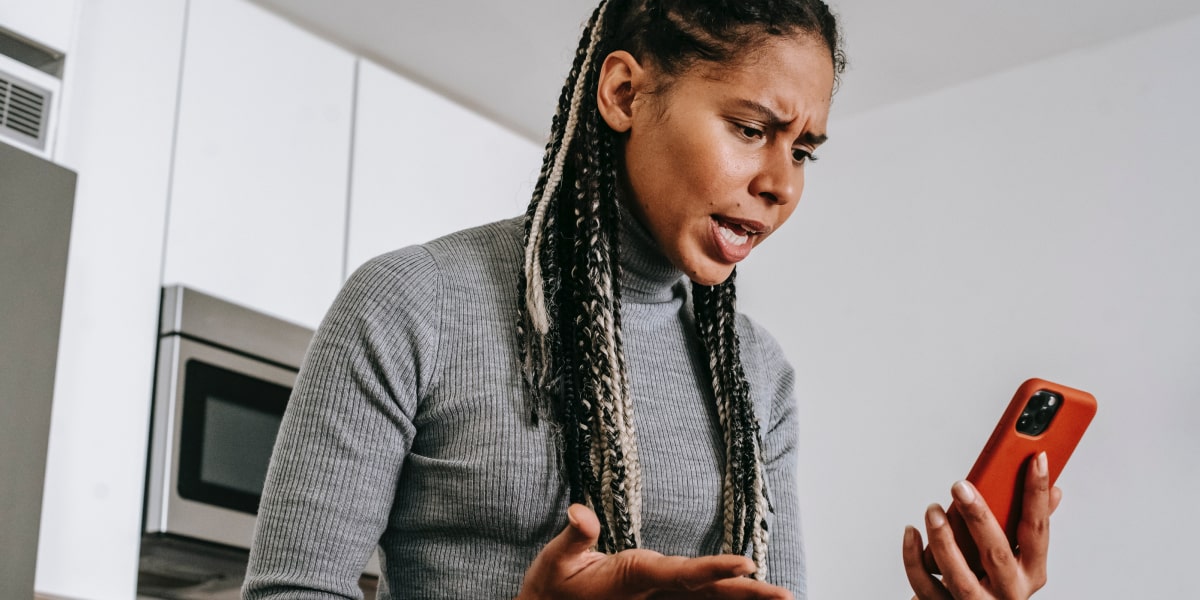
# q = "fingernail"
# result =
<box><xmin>952</xmin><ymin>480</ymin><xmax>976</xmax><ymax>504</ymax></box>
<box><xmin>1037</xmin><ymin>451</ymin><xmax>1048</xmax><ymax>476</ymax></box>
<box><xmin>734</xmin><ymin>559</ymin><xmax>756</xmax><ymax>577</ymax></box>
<box><xmin>567</xmin><ymin>505</ymin><xmax>580</xmax><ymax>529</ymax></box>
<box><xmin>904</xmin><ymin>525</ymin><xmax>917</xmax><ymax>547</ymax></box>
<box><xmin>926</xmin><ymin>504</ymin><xmax>946</xmax><ymax>528</ymax></box>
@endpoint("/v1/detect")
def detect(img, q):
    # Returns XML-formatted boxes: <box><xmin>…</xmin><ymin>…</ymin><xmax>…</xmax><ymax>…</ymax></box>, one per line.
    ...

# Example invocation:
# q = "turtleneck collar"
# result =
<box><xmin>616</xmin><ymin>201</ymin><xmax>686</xmax><ymax>304</ymax></box>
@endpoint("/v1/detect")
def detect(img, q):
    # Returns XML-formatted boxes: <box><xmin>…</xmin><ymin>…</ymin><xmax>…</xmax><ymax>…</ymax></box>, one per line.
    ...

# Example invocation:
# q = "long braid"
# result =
<box><xmin>523</xmin><ymin>2</ymin><xmax>611</xmax><ymax>338</ymax></box>
<box><xmin>573</xmin><ymin>84</ymin><xmax>639</xmax><ymax>547</ymax></box>
<box><xmin>517</xmin><ymin>2</ymin><xmax>593</xmax><ymax>424</ymax></box>
<box><xmin>521</xmin><ymin>0</ymin><xmax>645</xmax><ymax>552</ymax></box>
<box><xmin>517</xmin><ymin>0</ymin><xmax>606</xmax><ymax>491</ymax></box>
<box><xmin>598</xmin><ymin>125</ymin><xmax>643</xmax><ymax>538</ymax></box>
<box><xmin>694</xmin><ymin>271</ymin><xmax>772</xmax><ymax>578</ymax></box>
<box><xmin>519</xmin><ymin>0</ymin><xmax>844</xmax><ymax>574</ymax></box>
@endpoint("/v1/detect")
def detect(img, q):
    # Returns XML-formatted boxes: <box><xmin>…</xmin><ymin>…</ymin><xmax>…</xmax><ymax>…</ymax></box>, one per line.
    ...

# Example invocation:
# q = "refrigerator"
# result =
<box><xmin>0</xmin><ymin>140</ymin><xmax>76</xmax><ymax>598</ymax></box>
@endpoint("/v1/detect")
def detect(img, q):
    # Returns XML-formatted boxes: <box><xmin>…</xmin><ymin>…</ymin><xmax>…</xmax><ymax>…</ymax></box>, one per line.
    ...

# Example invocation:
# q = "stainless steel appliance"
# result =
<box><xmin>144</xmin><ymin>285</ymin><xmax>312</xmax><ymax>550</ymax></box>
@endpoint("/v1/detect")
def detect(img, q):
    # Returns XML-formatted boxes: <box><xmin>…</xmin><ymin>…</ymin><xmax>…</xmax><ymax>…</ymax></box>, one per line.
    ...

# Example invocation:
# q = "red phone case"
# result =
<box><xmin>947</xmin><ymin>378</ymin><xmax>1097</xmax><ymax>572</ymax></box>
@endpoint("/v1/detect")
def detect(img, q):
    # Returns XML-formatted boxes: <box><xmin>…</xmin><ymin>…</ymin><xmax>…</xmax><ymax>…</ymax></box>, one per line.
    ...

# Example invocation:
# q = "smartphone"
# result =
<box><xmin>946</xmin><ymin>378</ymin><xmax>1097</xmax><ymax>574</ymax></box>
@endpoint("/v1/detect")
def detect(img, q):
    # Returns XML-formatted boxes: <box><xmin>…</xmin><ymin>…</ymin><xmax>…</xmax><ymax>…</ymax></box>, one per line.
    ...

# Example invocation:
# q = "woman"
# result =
<box><xmin>245</xmin><ymin>1</ymin><xmax>1058</xmax><ymax>598</ymax></box>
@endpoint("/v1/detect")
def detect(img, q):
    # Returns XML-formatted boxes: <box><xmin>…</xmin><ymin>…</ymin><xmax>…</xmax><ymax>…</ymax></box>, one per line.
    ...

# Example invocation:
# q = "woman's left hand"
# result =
<box><xmin>901</xmin><ymin>452</ymin><xmax>1063</xmax><ymax>599</ymax></box>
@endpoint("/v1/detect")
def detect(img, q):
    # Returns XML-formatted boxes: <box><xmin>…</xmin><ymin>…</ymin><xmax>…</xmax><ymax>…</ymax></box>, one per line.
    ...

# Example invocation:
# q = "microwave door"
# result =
<box><xmin>146</xmin><ymin>336</ymin><xmax>296</xmax><ymax>549</ymax></box>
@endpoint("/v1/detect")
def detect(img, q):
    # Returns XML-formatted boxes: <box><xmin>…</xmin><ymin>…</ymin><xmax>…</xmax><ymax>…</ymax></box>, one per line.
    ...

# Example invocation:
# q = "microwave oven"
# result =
<box><xmin>141</xmin><ymin>285</ymin><xmax>380</xmax><ymax>596</ymax></box>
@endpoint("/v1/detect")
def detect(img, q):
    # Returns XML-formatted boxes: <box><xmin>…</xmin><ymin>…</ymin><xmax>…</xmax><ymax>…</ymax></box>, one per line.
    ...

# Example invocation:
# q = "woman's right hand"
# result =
<box><xmin>516</xmin><ymin>504</ymin><xmax>793</xmax><ymax>600</ymax></box>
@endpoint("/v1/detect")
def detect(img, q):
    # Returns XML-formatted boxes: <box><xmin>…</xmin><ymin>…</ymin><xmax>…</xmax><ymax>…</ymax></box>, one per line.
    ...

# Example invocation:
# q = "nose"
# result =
<box><xmin>748</xmin><ymin>146</ymin><xmax>803</xmax><ymax>206</ymax></box>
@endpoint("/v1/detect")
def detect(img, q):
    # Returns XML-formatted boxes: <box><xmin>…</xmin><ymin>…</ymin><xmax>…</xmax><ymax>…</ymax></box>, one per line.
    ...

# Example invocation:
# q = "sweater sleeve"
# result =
<box><xmin>243</xmin><ymin>246</ymin><xmax>442</xmax><ymax>599</ymax></box>
<box><xmin>738</xmin><ymin>315</ymin><xmax>807</xmax><ymax>599</ymax></box>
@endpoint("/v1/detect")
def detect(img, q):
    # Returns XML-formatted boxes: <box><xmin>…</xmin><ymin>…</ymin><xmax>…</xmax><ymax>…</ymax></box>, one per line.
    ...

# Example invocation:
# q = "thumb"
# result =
<box><xmin>542</xmin><ymin>504</ymin><xmax>600</xmax><ymax>560</ymax></box>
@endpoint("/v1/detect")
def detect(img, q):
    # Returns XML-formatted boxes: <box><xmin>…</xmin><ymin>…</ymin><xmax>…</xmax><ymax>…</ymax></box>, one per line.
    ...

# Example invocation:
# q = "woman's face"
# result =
<box><xmin>603</xmin><ymin>35</ymin><xmax>834</xmax><ymax>286</ymax></box>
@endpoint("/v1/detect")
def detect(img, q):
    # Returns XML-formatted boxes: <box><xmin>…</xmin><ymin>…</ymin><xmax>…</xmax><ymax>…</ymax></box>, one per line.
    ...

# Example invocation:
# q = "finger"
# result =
<box><xmin>657</xmin><ymin>576</ymin><xmax>794</xmax><ymax>600</ymax></box>
<box><xmin>924</xmin><ymin>503</ymin><xmax>983</xmax><ymax>599</ymax></box>
<box><xmin>951</xmin><ymin>480</ymin><xmax>1021</xmax><ymax>596</ymax></box>
<box><xmin>1050</xmin><ymin>485</ymin><xmax>1063</xmax><ymax>515</ymax></box>
<box><xmin>921</xmin><ymin>543</ymin><xmax>941</xmax><ymax>575</ymax></box>
<box><xmin>540</xmin><ymin>504</ymin><xmax>600</xmax><ymax>563</ymax></box>
<box><xmin>902</xmin><ymin>525</ymin><xmax>950</xmax><ymax>600</ymax></box>
<box><xmin>629</xmin><ymin>552</ymin><xmax>755</xmax><ymax>591</ymax></box>
<box><xmin>1016</xmin><ymin>451</ymin><xmax>1052</xmax><ymax>590</ymax></box>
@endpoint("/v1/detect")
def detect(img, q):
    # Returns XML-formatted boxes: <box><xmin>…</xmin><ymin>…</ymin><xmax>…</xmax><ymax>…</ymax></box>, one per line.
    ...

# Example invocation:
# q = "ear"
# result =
<box><xmin>596</xmin><ymin>51</ymin><xmax>644</xmax><ymax>133</ymax></box>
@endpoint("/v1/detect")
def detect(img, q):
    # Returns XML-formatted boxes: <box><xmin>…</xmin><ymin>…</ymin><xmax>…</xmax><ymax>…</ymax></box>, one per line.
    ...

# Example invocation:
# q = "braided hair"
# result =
<box><xmin>518</xmin><ymin>0</ymin><xmax>845</xmax><ymax>578</ymax></box>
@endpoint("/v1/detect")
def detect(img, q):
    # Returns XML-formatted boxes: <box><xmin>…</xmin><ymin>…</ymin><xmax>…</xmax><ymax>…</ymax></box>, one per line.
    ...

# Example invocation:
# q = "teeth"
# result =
<box><xmin>718</xmin><ymin>223</ymin><xmax>750</xmax><ymax>246</ymax></box>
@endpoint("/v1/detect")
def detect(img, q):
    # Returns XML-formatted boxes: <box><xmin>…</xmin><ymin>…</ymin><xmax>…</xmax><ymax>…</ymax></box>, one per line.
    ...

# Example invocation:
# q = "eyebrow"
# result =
<box><xmin>734</xmin><ymin>99</ymin><xmax>829</xmax><ymax>146</ymax></box>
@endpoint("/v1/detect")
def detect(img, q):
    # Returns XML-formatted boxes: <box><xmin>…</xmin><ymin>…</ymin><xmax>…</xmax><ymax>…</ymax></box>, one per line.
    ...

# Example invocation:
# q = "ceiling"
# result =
<box><xmin>249</xmin><ymin>0</ymin><xmax>1200</xmax><ymax>142</ymax></box>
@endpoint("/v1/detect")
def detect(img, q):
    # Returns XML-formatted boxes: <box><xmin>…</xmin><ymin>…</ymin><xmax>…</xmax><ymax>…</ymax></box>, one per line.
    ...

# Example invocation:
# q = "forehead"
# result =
<box><xmin>665</xmin><ymin>35</ymin><xmax>834</xmax><ymax>120</ymax></box>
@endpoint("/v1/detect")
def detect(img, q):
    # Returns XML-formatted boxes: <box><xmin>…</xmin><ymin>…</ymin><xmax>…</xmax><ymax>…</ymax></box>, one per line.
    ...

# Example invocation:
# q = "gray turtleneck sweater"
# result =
<box><xmin>243</xmin><ymin>213</ymin><xmax>805</xmax><ymax>599</ymax></box>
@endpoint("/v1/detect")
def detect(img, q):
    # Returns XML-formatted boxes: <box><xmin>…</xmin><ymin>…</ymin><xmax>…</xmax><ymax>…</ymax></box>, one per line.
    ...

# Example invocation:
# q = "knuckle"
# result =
<box><xmin>672</xmin><ymin>572</ymin><xmax>699</xmax><ymax>592</ymax></box>
<box><xmin>962</xmin><ymin>502</ymin><xmax>990</xmax><ymax>524</ymax></box>
<box><xmin>1030</xmin><ymin>516</ymin><xmax>1049</xmax><ymax>535</ymax></box>
<box><xmin>939</xmin><ymin>573</ymin><xmax>975</xmax><ymax>600</ymax></box>
<box><xmin>984</xmin><ymin>544</ymin><xmax>1017</xmax><ymax>570</ymax></box>
<box><xmin>1018</xmin><ymin>516</ymin><xmax>1049</xmax><ymax>539</ymax></box>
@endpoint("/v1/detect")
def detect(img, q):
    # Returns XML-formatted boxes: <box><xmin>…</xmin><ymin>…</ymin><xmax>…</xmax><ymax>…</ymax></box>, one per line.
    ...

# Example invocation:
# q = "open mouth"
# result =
<box><xmin>714</xmin><ymin>216</ymin><xmax>767</xmax><ymax>245</ymax></box>
<box><xmin>710</xmin><ymin>216</ymin><xmax>768</xmax><ymax>263</ymax></box>
<box><xmin>717</xmin><ymin>221</ymin><xmax>753</xmax><ymax>246</ymax></box>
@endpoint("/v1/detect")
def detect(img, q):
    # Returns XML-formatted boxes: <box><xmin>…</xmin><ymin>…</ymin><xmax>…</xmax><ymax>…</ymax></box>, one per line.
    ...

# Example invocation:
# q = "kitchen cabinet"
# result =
<box><xmin>0</xmin><ymin>0</ymin><xmax>77</xmax><ymax>53</ymax></box>
<box><xmin>162</xmin><ymin>0</ymin><xmax>355</xmax><ymax>329</ymax></box>
<box><xmin>345</xmin><ymin>59</ymin><xmax>543</xmax><ymax>274</ymax></box>
<box><xmin>36</xmin><ymin>1</ymin><xmax>188</xmax><ymax>598</ymax></box>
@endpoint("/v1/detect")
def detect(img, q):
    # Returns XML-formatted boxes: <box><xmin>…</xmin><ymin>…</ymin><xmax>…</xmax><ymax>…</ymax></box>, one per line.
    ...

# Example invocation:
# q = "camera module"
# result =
<box><xmin>1015</xmin><ymin>390</ymin><xmax>1063</xmax><ymax>436</ymax></box>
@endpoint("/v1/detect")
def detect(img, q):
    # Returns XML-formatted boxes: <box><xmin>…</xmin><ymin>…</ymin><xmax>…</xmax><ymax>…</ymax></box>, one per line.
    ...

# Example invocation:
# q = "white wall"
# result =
<box><xmin>739</xmin><ymin>15</ymin><xmax>1200</xmax><ymax>599</ymax></box>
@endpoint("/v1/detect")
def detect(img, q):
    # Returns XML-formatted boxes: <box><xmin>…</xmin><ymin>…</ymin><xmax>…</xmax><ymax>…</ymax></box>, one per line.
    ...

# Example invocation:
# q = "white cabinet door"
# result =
<box><xmin>36</xmin><ymin>1</ymin><xmax>188</xmax><ymax>598</ymax></box>
<box><xmin>346</xmin><ymin>59</ymin><xmax>543</xmax><ymax>274</ymax></box>
<box><xmin>163</xmin><ymin>0</ymin><xmax>354</xmax><ymax>328</ymax></box>
<box><xmin>0</xmin><ymin>0</ymin><xmax>77</xmax><ymax>51</ymax></box>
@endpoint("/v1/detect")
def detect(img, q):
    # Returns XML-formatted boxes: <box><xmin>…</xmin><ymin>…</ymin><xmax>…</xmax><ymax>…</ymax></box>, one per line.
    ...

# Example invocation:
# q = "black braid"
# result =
<box><xmin>694</xmin><ymin>272</ymin><xmax>768</xmax><ymax>558</ymax></box>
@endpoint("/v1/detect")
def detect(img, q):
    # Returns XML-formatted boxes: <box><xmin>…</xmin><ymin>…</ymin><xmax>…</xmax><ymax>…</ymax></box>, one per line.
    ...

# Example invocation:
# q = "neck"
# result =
<box><xmin>616</xmin><ymin>201</ymin><xmax>684</xmax><ymax>303</ymax></box>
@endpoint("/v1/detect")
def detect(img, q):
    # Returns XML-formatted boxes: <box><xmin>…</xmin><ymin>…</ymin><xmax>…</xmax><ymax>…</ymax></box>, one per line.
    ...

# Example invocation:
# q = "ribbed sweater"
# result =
<box><xmin>243</xmin><ymin>211</ymin><xmax>806</xmax><ymax>599</ymax></box>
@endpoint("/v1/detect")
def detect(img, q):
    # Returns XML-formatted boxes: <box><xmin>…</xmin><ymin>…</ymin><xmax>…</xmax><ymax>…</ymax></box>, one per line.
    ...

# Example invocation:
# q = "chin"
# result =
<box><xmin>688</xmin><ymin>263</ymin><xmax>736</xmax><ymax>287</ymax></box>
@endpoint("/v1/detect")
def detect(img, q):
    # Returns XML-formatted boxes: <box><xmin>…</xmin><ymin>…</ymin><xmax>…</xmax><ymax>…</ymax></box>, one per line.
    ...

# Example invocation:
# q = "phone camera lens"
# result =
<box><xmin>1034</xmin><ymin>408</ymin><xmax>1052</xmax><ymax>426</ymax></box>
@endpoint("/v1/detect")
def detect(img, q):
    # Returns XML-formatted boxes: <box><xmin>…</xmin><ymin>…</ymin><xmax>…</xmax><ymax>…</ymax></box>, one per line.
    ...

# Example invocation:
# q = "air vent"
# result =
<box><xmin>0</xmin><ymin>71</ymin><xmax>50</xmax><ymax>151</ymax></box>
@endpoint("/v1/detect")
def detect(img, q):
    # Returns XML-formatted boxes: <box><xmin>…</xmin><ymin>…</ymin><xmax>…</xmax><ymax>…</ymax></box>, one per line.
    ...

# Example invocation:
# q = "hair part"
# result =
<box><xmin>519</xmin><ymin>0</ymin><xmax>844</xmax><ymax>577</ymax></box>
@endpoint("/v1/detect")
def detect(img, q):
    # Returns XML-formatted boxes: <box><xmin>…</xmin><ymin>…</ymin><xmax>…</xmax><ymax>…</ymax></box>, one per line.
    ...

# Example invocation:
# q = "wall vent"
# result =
<box><xmin>0</xmin><ymin>73</ymin><xmax>49</xmax><ymax>146</ymax></box>
<box><xmin>0</xmin><ymin>54</ymin><xmax>58</xmax><ymax>157</ymax></box>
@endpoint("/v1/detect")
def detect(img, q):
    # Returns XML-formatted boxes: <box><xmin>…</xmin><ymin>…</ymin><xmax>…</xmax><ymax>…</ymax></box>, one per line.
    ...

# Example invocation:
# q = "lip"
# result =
<box><xmin>714</xmin><ymin>214</ymin><xmax>771</xmax><ymax>236</ymax></box>
<box><xmin>709</xmin><ymin>217</ymin><xmax>756</xmax><ymax>264</ymax></box>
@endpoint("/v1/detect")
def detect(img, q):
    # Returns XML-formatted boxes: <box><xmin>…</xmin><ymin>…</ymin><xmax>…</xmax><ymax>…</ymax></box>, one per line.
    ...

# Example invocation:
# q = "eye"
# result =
<box><xmin>792</xmin><ymin>148</ymin><xmax>819</xmax><ymax>164</ymax></box>
<box><xmin>733</xmin><ymin>123</ymin><xmax>765</xmax><ymax>141</ymax></box>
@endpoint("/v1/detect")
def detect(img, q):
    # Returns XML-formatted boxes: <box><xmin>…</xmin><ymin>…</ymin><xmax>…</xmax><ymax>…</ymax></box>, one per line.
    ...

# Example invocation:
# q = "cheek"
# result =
<box><xmin>629</xmin><ymin>124</ymin><xmax>750</xmax><ymax>223</ymax></box>
<box><xmin>684</xmin><ymin>143</ymin><xmax>752</xmax><ymax>209</ymax></box>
